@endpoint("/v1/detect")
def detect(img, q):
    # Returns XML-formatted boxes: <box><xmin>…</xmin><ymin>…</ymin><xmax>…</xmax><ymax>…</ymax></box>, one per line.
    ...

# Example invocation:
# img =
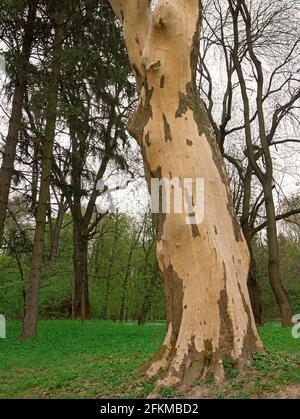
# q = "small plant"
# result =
<box><xmin>223</xmin><ymin>357</ymin><xmax>239</xmax><ymax>380</ymax></box>
<box><xmin>205</xmin><ymin>375</ymin><xmax>215</xmax><ymax>388</ymax></box>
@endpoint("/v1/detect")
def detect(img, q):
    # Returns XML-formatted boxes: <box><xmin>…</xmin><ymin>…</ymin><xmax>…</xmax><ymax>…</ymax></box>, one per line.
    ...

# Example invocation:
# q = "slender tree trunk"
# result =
<box><xmin>20</xmin><ymin>7</ymin><xmax>65</xmax><ymax>341</ymax></box>
<box><xmin>233</xmin><ymin>0</ymin><xmax>292</xmax><ymax>327</ymax></box>
<box><xmin>264</xmin><ymin>183</ymin><xmax>293</xmax><ymax>327</ymax></box>
<box><xmin>49</xmin><ymin>197</ymin><xmax>67</xmax><ymax>262</ymax></box>
<box><xmin>244</xmin><ymin>234</ymin><xmax>263</xmax><ymax>325</ymax></box>
<box><xmin>72</xmin><ymin>222</ymin><xmax>90</xmax><ymax>320</ymax></box>
<box><xmin>119</xmin><ymin>248</ymin><xmax>134</xmax><ymax>321</ymax></box>
<box><xmin>240</xmin><ymin>167</ymin><xmax>263</xmax><ymax>325</ymax></box>
<box><xmin>101</xmin><ymin>214</ymin><xmax>120</xmax><ymax>320</ymax></box>
<box><xmin>139</xmin><ymin>268</ymin><xmax>158</xmax><ymax>326</ymax></box>
<box><xmin>108</xmin><ymin>0</ymin><xmax>263</xmax><ymax>387</ymax></box>
<box><xmin>0</xmin><ymin>0</ymin><xmax>39</xmax><ymax>244</ymax></box>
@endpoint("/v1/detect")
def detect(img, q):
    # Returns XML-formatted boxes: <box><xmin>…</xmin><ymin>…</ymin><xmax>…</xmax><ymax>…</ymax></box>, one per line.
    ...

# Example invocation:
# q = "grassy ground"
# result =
<box><xmin>0</xmin><ymin>320</ymin><xmax>300</xmax><ymax>399</ymax></box>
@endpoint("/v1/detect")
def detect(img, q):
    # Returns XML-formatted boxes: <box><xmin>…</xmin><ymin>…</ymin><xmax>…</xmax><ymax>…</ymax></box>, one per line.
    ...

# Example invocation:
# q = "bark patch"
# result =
<box><xmin>218</xmin><ymin>264</ymin><xmax>235</xmax><ymax>356</ymax></box>
<box><xmin>238</xmin><ymin>283</ymin><xmax>262</xmax><ymax>360</ymax></box>
<box><xmin>162</xmin><ymin>264</ymin><xmax>184</xmax><ymax>339</ymax></box>
<box><xmin>191</xmin><ymin>224</ymin><xmax>200</xmax><ymax>238</ymax></box>
<box><xmin>127</xmin><ymin>84</ymin><xmax>153</xmax><ymax>144</ymax></box>
<box><xmin>151</xmin><ymin>165</ymin><xmax>166</xmax><ymax>241</ymax></box>
<box><xmin>145</xmin><ymin>131</ymin><xmax>151</xmax><ymax>147</ymax></box>
<box><xmin>163</xmin><ymin>113</ymin><xmax>173</xmax><ymax>142</ymax></box>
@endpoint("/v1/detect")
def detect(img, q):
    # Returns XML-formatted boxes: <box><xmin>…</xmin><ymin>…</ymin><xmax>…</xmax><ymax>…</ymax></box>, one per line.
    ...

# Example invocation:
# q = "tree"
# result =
<box><xmin>0</xmin><ymin>0</ymin><xmax>39</xmax><ymax>244</ymax></box>
<box><xmin>107</xmin><ymin>0</ymin><xmax>262</xmax><ymax>387</ymax></box>
<box><xmin>228</xmin><ymin>0</ymin><xmax>297</xmax><ymax>326</ymax></box>
<box><xmin>199</xmin><ymin>0</ymin><xmax>300</xmax><ymax>326</ymax></box>
<box><xmin>52</xmin><ymin>0</ymin><xmax>134</xmax><ymax>319</ymax></box>
<box><xmin>21</xmin><ymin>1</ymin><xmax>66</xmax><ymax>341</ymax></box>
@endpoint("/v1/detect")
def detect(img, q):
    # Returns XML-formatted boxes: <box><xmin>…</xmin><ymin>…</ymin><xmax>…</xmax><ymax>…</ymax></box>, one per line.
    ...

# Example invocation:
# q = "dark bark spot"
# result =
<box><xmin>162</xmin><ymin>264</ymin><xmax>184</xmax><ymax>339</ymax></box>
<box><xmin>127</xmin><ymin>83</ymin><xmax>153</xmax><ymax>144</ymax></box>
<box><xmin>214</xmin><ymin>225</ymin><xmax>218</xmax><ymax>235</ymax></box>
<box><xmin>150</xmin><ymin>60</ymin><xmax>161</xmax><ymax>71</ymax></box>
<box><xmin>218</xmin><ymin>264</ymin><xmax>235</xmax><ymax>356</ymax></box>
<box><xmin>163</xmin><ymin>113</ymin><xmax>172</xmax><ymax>142</ymax></box>
<box><xmin>175</xmin><ymin>91</ymin><xmax>189</xmax><ymax>118</ymax></box>
<box><xmin>145</xmin><ymin>131</ymin><xmax>151</xmax><ymax>147</ymax></box>
<box><xmin>159</xmin><ymin>17</ymin><xmax>164</xmax><ymax>27</ymax></box>
<box><xmin>191</xmin><ymin>224</ymin><xmax>200</xmax><ymax>238</ymax></box>
<box><xmin>238</xmin><ymin>283</ymin><xmax>262</xmax><ymax>360</ymax></box>
<box><xmin>160</xmin><ymin>75</ymin><xmax>165</xmax><ymax>88</ymax></box>
<box><xmin>150</xmin><ymin>166</ymin><xmax>166</xmax><ymax>241</ymax></box>
<box><xmin>186</xmin><ymin>138</ymin><xmax>193</xmax><ymax>146</ymax></box>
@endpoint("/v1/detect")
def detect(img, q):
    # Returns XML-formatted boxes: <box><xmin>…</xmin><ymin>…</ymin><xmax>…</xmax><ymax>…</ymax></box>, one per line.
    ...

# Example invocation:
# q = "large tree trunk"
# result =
<box><xmin>72</xmin><ymin>221</ymin><xmax>90</xmax><ymax>320</ymax></box>
<box><xmin>264</xmin><ymin>183</ymin><xmax>293</xmax><ymax>327</ymax></box>
<box><xmin>108</xmin><ymin>0</ymin><xmax>262</xmax><ymax>387</ymax></box>
<box><xmin>20</xmin><ymin>7</ymin><xmax>65</xmax><ymax>341</ymax></box>
<box><xmin>0</xmin><ymin>0</ymin><xmax>39</xmax><ymax>245</ymax></box>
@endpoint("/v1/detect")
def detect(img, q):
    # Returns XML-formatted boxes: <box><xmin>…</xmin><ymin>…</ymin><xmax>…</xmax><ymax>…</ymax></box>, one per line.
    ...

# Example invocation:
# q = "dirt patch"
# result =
<box><xmin>267</xmin><ymin>385</ymin><xmax>300</xmax><ymax>399</ymax></box>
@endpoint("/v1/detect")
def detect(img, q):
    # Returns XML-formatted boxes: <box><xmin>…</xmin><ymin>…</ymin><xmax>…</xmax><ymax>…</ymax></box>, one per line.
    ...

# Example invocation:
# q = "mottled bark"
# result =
<box><xmin>21</xmin><ymin>6</ymin><xmax>65</xmax><ymax>341</ymax></box>
<box><xmin>0</xmin><ymin>0</ymin><xmax>39</xmax><ymax>244</ymax></box>
<box><xmin>108</xmin><ymin>0</ymin><xmax>263</xmax><ymax>387</ymax></box>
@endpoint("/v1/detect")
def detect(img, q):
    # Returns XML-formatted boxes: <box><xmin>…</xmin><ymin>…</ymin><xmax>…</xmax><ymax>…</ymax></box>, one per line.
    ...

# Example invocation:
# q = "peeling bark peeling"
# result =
<box><xmin>107</xmin><ymin>0</ymin><xmax>263</xmax><ymax>388</ymax></box>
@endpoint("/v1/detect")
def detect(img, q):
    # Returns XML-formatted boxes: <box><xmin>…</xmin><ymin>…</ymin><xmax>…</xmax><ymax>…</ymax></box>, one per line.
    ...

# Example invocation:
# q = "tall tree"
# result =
<box><xmin>108</xmin><ymin>0</ymin><xmax>262</xmax><ymax>387</ymax></box>
<box><xmin>21</xmin><ymin>1</ymin><xmax>66</xmax><ymax>340</ymax></box>
<box><xmin>52</xmin><ymin>0</ymin><xmax>134</xmax><ymax>319</ymax></box>
<box><xmin>228</xmin><ymin>0</ymin><xmax>297</xmax><ymax>326</ymax></box>
<box><xmin>199</xmin><ymin>0</ymin><xmax>300</xmax><ymax>326</ymax></box>
<box><xmin>0</xmin><ymin>0</ymin><xmax>39</xmax><ymax>244</ymax></box>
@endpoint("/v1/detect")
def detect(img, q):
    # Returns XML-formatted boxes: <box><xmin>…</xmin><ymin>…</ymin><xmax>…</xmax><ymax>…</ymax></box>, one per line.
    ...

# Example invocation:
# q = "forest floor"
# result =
<box><xmin>0</xmin><ymin>320</ymin><xmax>300</xmax><ymax>399</ymax></box>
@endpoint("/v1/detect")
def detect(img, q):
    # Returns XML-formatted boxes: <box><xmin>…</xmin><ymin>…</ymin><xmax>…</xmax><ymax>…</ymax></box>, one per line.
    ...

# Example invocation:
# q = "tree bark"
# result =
<box><xmin>108</xmin><ymin>0</ymin><xmax>263</xmax><ymax>387</ymax></box>
<box><xmin>264</xmin><ymin>183</ymin><xmax>293</xmax><ymax>327</ymax></box>
<box><xmin>0</xmin><ymin>0</ymin><xmax>39</xmax><ymax>244</ymax></box>
<box><xmin>245</xmin><ymin>233</ymin><xmax>263</xmax><ymax>325</ymax></box>
<box><xmin>240</xmin><ymin>166</ymin><xmax>263</xmax><ymax>325</ymax></box>
<box><xmin>139</xmin><ymin>267</ymin><xmax>159</xmax><ymax>326</ymax></box>
<box><xmin>20</xmin><ymin>6</ymin><xmax>65</xmax><ymax>341</ymax></box>
<box><xmin>72</xmin><ymin>220</ymin><xmax>90</xmax><ymax>320</ymax></box>
<box><xmin>49</xmin><ymin>197</ymin><xmax>68</xmax><ymax>262</ymax></box>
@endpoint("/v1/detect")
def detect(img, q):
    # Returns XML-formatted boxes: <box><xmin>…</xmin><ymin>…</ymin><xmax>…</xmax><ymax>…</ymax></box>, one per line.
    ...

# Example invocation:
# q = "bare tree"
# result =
<box><xmin>199</xmin><ymin>0</ymin><xmax>300</xmax><ymax>326</ymax></box>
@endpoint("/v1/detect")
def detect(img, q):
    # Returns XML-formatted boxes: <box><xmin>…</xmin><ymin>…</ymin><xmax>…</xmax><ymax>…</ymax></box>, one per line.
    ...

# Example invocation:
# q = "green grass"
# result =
<box><xmin>0</xmin><ymin>320</ymin><xmax>299</xmax><ymax>399</ymax></box>
<box><xmin>0</xmin><ymin>321</ymin><xmax>164</xmax><ymax>399</ymax></box>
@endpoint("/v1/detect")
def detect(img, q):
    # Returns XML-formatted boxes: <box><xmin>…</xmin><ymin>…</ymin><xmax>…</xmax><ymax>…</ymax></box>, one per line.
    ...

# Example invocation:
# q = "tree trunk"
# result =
<box><xmin>139</xmin><ymin>267</ymin><xmax>158</xmax><ymax>326</ymax></box>
<box><xmin>49</xmin><ymin>197</ymin><xmax>67</xmax><ymax>262</ymax></box>
<box><xmin>240</xmin><ymin>166</ymin><xmax>263</xmax><ymax>325</ymax></box>
<box><xmin>108</xmin><ymin>0</ymin><xmax>263</xmax><ymax>387</ymax></box>
<box><xmin>20</xmin><ymin>7</ymin><xmax>65</xmax><ymax>341</ymax></box>
<box><xmin>72</xmin><ymin>222</ymin><xmax>90</xmax><ymax>320</ymax></box>
<box><xmin>264</xmin><ymin>183</ymin><xmax>293</xmax><ymax>327</ymax></box>
<box><xmin>0</xmin><ymin>0</ymin><xmax>39</xmax><ymax>244</ymax></box>
<box><xmin>246</xmin><ymin>239</ymin><xmax>263</xmax><ymax>325</ymax></box>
